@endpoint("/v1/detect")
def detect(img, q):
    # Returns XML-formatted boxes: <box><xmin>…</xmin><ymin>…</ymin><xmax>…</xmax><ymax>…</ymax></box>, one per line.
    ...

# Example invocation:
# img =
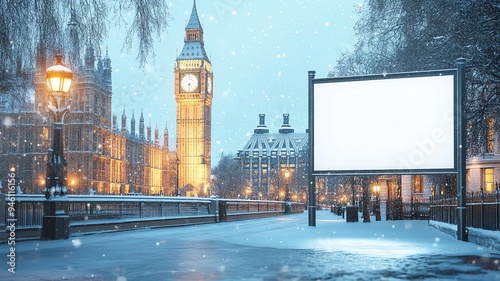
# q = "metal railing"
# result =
<box><xmin>402</xmin><ymin>200</ymin><xmax>431</xmax><ymax>220</ymax></box>
<box><xmin>430</xmin><ymin>189</ymin><xmax>500</xmax><ymax>231</ymax></box>
<box><xmin>2</xmin><ymin>194</ymin><xmax>304</xmax><ymax>230</ymax></box>
<box><xmin>225</xmin><ymin>200</ymin><xmax>284</xmax><ymax>214</ymax></box>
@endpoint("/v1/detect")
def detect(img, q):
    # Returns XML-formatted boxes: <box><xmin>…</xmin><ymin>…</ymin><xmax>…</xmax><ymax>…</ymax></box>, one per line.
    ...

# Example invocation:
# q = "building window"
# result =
<box><xmin>414</xmin><ymin>175</ymin><xmax>423</xmax><ymax>193</ymax></box>
<box><xmin>486</xmin><ymin>117</ymin><xmax>495</xmax><ymax>153</ymax></box>
<box><xmin>484</xmin><ymin>168</ymin><xmax>494</xmax><ymax>193</ymax></box>
<box><xmin>24</xmin><ymin>130</ymin><xmax>33</xmax><ymax>153</ymax></box>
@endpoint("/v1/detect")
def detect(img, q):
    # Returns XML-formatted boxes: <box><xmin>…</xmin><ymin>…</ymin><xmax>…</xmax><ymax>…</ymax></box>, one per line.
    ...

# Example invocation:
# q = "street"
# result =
<box><xmin>2</xmin><ymin>210</ymin><xmax>499</xmax><ymax>280</ymax></box>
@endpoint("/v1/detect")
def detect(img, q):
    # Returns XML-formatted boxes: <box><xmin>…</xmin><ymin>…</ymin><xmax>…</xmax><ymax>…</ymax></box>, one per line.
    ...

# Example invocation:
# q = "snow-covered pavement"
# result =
<box><xmin>2</xmin><ymin>210</ymin><xmax>500</xmax><ymax>280</ymax></box>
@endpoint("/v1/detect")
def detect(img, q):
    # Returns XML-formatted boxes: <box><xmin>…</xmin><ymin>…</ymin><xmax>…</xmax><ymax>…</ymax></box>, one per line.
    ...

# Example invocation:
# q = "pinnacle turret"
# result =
<box><xmin>139</xmin><ymin>110</ymin><xmax>145</xmax><ymax>140</ymax></box>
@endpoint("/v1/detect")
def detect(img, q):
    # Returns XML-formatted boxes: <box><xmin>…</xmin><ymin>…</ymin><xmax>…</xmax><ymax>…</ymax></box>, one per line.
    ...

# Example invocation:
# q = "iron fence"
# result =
<box><xmin>402</xmin><ymin>200</ymin><xmax>431</xmax><ymax>220</ymax></box>
<box><xmin>430</xmin><ymin>189</ymin><xmax>500</xmax><ymax>231</ymax></box>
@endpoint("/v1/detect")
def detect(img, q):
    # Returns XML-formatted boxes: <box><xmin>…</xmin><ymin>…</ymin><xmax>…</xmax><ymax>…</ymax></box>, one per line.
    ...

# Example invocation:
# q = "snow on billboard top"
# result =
<box><xmin>312</xmin><ymin>70</ymin><xmax>456</xmax><ymax>175</ymax></box>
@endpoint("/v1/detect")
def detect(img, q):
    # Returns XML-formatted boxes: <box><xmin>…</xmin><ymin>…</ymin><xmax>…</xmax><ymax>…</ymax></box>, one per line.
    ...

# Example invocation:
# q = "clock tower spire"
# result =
<box><xmin>174</xmin><ymin>1</ymin><xmax>213</xmax><ymax>196</ymax></box>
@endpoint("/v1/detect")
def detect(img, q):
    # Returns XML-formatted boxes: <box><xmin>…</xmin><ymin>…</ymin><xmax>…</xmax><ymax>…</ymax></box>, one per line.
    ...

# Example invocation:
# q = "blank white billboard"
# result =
<box><xmin>313</xmin><ymin>73</ymin><xmax>456</xmax><ymax>173</ymax></box>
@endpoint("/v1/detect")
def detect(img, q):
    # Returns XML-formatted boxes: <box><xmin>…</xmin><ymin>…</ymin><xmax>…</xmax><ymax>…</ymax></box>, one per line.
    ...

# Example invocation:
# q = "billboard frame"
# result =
<box><xmin>310</xmin><ymin>69</ymin><xmax>458</xmax><ymax>176</ymax></box>
<box><xmin>307</xmin><ymin>61</ymin><xmax>467</xmax><ymax>243</ymax></box>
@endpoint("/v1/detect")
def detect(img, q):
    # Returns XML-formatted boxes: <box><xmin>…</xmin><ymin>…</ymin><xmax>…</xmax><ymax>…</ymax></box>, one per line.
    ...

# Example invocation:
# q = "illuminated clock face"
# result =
<box><xmin>207</xmin><ymin>77</ymin><xmax>212</xmax><ymax>94</ymax></box>
<box><xmin>181</xmin><ymin>74</ymin><xmax>198</xmax><ymax>92</ymax></box>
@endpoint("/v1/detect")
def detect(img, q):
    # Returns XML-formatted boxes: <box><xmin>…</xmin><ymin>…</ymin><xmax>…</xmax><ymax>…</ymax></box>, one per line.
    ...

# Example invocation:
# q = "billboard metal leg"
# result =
<box><xmin>456</xmin><ymin>58</ymin><xmax>467</xmax><ymax>241</ymax></box>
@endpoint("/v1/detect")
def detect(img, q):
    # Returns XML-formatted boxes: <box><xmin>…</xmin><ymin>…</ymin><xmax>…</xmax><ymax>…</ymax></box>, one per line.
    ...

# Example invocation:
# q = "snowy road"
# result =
<box><xmin>2</xmin><ymin>210</ymin><xmax>500</xmax><ymax>280</ymax></box>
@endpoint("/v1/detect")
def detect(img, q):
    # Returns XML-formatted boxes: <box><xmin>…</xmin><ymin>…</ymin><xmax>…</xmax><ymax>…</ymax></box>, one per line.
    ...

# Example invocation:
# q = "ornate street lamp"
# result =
<box><xmin>42</xmin><ymin>54</ymin><xmax>72</xmax><ymax>240</ymax></box>
<box><xmin>44</xmin><ymin>53</ymin><xmax>72</xmax><ymax>199</ymax></box>
<box><xmin>283</xmin><ymin>168</ymin><xmax>292</xmax><ymax>214</ymax></box>
<box><xmin>284</xmin><ymin>168</ymin><xmax>291</xmax><ymax>202</ymax></box>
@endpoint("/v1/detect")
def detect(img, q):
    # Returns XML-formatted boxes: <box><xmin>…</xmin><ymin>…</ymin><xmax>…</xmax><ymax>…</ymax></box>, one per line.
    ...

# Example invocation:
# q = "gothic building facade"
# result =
<box><xmin>0</xmin><ymin>17</ymin><xmax>175</xmax><ymax>196</ymax></box>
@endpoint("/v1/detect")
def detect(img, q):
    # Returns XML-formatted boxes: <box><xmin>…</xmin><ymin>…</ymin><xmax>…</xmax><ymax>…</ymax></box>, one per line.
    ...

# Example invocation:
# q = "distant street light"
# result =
<box><xmin>284</xmin><ymin>168</ymin><xmax>291</xmax><ymax>202</ymax></box>
<box><xmin>284</xmin><ymin>168</ymin><xmax>292</xmax><ymax>214</ymax></box>
<box><xmin>42</xmin><ymin>53</ymin><xmax>73</xmax><ymax>240</ymax></box>
<box><xmin>245</xmin><ymin>186</ymin><xmax>252</xmax><ymax>199</ymax></box>
<box><xmin>176</xmin><ymin>155</ymin><xmax>180</xmax><ymax>196</ymax></box>
<box><xmin>373</xmin><ymin>185</ymin><xmax>381</xmax><ymax>221</ymax></box>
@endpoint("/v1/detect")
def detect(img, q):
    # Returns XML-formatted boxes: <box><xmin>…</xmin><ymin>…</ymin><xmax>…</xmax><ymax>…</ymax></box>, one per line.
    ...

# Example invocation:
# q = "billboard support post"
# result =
<box><xmin>308</xmin><ymin>70</ymin><xmax>316</xmax><ymax>226</ymax></box>
<box><xmin>456</xmin><ymin>58</ymin><xmax>467</xmax><ymax>241</ymax></box>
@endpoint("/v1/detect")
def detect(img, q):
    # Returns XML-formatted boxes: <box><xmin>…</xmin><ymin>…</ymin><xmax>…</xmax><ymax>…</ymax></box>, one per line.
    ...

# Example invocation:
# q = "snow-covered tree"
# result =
<box><xmin>211</xmin><ymin>154</ymin><xmax>247</xmax><ymax>199</ymax></box>
<box><xmin>334</xmin><ymin>0</ymin><xmax>500</xmax><ymax>200</ymax></box>
<box><xmin>334</xmin><ymin>0</ymin><xmax>500</xmax><ymax>157</ymax></box>
<box><xmin>0</xmin><ymin>0</ymin><xmax>171</xmax><ymax>95</ymax></box>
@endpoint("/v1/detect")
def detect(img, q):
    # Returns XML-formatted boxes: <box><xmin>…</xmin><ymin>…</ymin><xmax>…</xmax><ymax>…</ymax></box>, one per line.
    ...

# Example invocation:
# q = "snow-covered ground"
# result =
<box><xmin>2</xmin><ymin>210</ymin><xmax>499</xmax><ymax>280</ymax></box>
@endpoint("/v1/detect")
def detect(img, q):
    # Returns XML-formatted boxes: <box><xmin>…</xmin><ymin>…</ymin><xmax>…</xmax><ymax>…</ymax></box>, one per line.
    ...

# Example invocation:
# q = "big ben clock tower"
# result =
<box><xmin>175</xmin><ymin>0</ymin><xmax>213</xmax><ymax>196</ymax></box>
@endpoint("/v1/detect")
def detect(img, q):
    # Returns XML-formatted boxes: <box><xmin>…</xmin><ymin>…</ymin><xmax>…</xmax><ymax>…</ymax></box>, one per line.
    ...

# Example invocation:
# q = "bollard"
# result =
<box><xmin>210</xmin><ymin>198</ymin><xmax>219</xmax><ymax>222</ymax></box>
<box><xmin>346</xmin><ymin>205</ymin><xmax>358</xmax><ymax>222</ymax></box>
<box><xmin>285</xmin><ymin>201</ymin><xmax>291</xmax><ymax>214</ymax></box>
<box><xmin>218</xmin><ymin>201</ymin><xmax>227</xmax><ymax>222</ymax></box>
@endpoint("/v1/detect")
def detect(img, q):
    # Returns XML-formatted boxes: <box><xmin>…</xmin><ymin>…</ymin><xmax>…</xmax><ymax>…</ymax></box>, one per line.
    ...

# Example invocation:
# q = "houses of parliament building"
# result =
<box><xmin>0</xmin><ymin>2</ymin><xmax>211</xmax><ymax>196</ymax></box>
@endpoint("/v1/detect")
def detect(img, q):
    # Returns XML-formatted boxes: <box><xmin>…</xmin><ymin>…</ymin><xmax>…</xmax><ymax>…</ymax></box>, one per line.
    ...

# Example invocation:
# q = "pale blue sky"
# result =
<box><xmin>108</xmin><ymin>0</ymin><xmax>361</xmax><ymax>164</ymax></box>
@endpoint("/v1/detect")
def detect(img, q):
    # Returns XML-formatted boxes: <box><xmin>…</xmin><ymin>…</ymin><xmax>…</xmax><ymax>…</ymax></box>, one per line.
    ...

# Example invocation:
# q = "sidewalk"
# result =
<box><xmin>1</xmin><ymin>210</ymin><xmax>499</xmax><ymax>280</ymax></box>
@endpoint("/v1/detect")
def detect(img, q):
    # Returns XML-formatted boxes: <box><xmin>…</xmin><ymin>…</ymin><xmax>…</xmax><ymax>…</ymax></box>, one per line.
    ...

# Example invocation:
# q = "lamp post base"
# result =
<box><xmin>42</xmin><ymin>215</ymin><xmax>70</xmax><ymax>240</ymax></box>
<box><xmin>41</xmin><ymin>200</ymin><xmax>70</xmax><ymax>240</ymax></box>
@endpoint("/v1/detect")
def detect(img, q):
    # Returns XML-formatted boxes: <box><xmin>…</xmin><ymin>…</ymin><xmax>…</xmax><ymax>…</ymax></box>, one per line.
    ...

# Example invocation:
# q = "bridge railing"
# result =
<box><xmin>225</xmin><ymin>200</ymin><xmax>284</xmax><ymax>214</ymax></box>
<box><xmin>1</xmin><ymin>194</ymin><xmax>304</xmax><ymax>235</ymax></box>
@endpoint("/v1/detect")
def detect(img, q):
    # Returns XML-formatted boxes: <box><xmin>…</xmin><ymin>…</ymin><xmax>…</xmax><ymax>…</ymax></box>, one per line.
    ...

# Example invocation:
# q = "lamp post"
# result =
<box><xmin>373</xmin><ymin>185</ymin><xmax>381</xmax><ymax>221</ymax></box>
<box><xmin>274</xmin><ymin>170</ymin><xmax>280</xmax><ymax>201</ymax></box>
<box><xmin>176</xmin><ymin>156</ymin><xmax>180</xmax><ymax>196</ymax></box>
<box><xmin>42</xmin><ymin>54</ymin><xmax>72</xmax><ymax>240</ymax></box>
<box><xmin>283</xmin><ymin>168</ymin><xmax>291</xmax><ymax>214</ymax></box>
<box><xmin>284</xmin><ymin>168</ymin><xmax>290</xmax><ymax>202</ymax></box>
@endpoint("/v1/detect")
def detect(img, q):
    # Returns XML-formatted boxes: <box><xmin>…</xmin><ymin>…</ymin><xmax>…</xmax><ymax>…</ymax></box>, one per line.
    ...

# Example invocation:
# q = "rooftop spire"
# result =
<box><xmin>186</xmin><ymin>0</ymin><xmax>202</xmax><ymax>30</ymax></box>
<box><xmin>139</xmin><ymin>109</ymin><xmax>145</xmax><ymax>140</ymax></box>
<box><xmin>254</xmin><ymin>114</ymin><xmax>269</xmax><ymax>134</ymax></box>
<box><xmin>177</xmin><ymin>0</ymin><xmax>210</xmax><ymax>62</ymax></box>
<box><xmin>279</xmin><ymin>113</ymin><xmax>294</xmax><ymax>134</ymax></box>
<box><xmin>65</xmin><ymin>10</ymin><xmax>81</xmax><ymax>68</ymax></box>
<box><xmin>131</xmin><ymin>110</ymin><xmax>136</xmax><ymax>136</ymax></box>
<box><xmin>163</xmin><ymin>120</ymin><xmax>169</xmax><ymax>150</ymax></box>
